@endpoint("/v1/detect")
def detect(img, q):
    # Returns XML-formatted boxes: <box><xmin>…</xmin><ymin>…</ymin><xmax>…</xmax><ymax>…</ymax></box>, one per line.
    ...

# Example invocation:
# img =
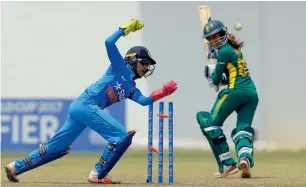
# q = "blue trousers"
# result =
<box><xmin>14</xmin><ymin>99</ymin><xmax>128</xmax><ymax>175</ymax></box>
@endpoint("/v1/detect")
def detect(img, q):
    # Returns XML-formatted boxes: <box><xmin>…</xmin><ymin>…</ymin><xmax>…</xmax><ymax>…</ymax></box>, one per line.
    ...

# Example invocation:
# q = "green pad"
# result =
<box><xmin>196</xmin><ymin>111</ymin><xmax>236</xmax><ymax>171</ymax></box>
<box><xmin>231</xmin><ymin>126</ymin><xmax>255</xmax><ymax>167</ymax></box>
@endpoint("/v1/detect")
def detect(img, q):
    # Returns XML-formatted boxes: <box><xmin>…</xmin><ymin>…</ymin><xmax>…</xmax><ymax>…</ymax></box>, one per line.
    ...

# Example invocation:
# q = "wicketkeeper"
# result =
<box><xmin>5</xmin><ymin>19</ymin><xmax>178</xmax><ymax>184</ymax></box>
<box><xmin>197</xmin><ymin>20</ymin><xmax>259</xmax><ymax>178</ymax></box>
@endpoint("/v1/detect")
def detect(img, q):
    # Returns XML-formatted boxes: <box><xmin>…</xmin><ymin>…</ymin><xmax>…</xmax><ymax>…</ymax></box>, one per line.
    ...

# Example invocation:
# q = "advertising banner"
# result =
<box><xmin>1</xmin><ymin>98</ymin><xmax>126</xmax><ymax>152</ymax></box>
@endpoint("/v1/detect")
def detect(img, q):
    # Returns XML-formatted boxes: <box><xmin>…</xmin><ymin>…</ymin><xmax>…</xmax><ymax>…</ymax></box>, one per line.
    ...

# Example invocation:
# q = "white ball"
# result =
<box><xmin>234</xmin><ymin>23</ymin><xmax>243</xmax><ymax>31</ymax></box>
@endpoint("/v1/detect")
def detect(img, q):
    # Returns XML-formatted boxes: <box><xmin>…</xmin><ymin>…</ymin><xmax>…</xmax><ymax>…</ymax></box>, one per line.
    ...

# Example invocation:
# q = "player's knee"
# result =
<box><xmin>196</xmin><ymin>111</ymin><xmax>225</xmax><ymax>142</ymax></box>
<box><xmin>69</xmin><ymin>100</ymin><xmax>80</xmax><ymax>114</ymax></box>
<box><xmin>201</xmin><ymin>124</ymin><xmax>226</xmax><ymax>143</ymax></box>
<box><xmin>110</xmin><ymin>130</ymin><xmax>129</xmax><ymax>144</ymax></box>
<box><xmin>208</xmin><ymin>127</ymin><xmax>226</xmax><ymax>143</ymax></box>
<box><xmin>119</xmin><ymin>130</ymin><xmax>129</xmax><ymax>139</ymax></box>
<box><xmin>196</xmin><ymin>111</ymin><xmax>210</xmax><ymax>128</ymax></box>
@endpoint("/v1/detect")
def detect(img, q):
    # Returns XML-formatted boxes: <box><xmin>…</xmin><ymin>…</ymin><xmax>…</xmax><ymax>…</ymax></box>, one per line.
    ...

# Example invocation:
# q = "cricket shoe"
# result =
<box><xmin>88</xmin><ymin>170</ymin><xmax>121</xmax><ymax>184</ymax></box>
<box><xmin>214</xmin><ymin>171</ymin><xmax>222</xmax><ymax>178</ymax></box>
<box><xmin>214</xmin><ymin>165</ymin><xmax>239</xmax><ymax>178</ymax></box>
<box><xmin>239</xmin><ymin>157</ymin><xmax>251</xmax><ymax>178</ymax></box>
<box><xmin>5</xmin><ymin>162</ymin><xmax>19</xmax><ymax>182</ymax></box>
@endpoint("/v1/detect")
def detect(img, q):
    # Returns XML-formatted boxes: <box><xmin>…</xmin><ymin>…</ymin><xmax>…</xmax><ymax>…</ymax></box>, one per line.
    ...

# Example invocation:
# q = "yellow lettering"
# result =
<box><xmin>226</xmin><ymin>63</ymin><xmax>237</xmax><ymax>89</ymax></box>
<box><xmin>237</xmin><ymin>58</ymin><xmax>249</xmax><ymax>77</ymax></box>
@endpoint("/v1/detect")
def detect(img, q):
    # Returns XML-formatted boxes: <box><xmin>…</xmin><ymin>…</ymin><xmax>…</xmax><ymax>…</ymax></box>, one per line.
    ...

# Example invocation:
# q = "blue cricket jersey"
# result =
<box><xmin>77</xmin><ymin>29</ymin><xmax>154</xmax><ymax>109</ymax></box>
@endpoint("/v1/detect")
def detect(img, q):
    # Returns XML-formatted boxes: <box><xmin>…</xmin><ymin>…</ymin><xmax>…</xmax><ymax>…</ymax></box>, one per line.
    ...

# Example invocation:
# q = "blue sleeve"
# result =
<box><xmin>105</xmin><ymin>29</ymin><xmax>126</xmax><ymax>71</ymax></box>
<box><xmin>129</xmin><ymin>88</ymin><xmax>153</xmax><ymax>106</ymax></box>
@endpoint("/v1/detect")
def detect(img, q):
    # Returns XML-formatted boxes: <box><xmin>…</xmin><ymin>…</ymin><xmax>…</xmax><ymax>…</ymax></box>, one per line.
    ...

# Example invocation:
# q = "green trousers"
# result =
<box><xmin>197</xmin><ymin>88</ymin><xmax>259</xmax><ymax>172</ymax></box>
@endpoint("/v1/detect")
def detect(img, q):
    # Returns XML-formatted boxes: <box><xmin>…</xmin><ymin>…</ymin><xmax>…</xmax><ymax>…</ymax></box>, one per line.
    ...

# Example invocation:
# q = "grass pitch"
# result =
<box><xmin>2</xmin><ymin>149</ymin><xmax>306</xmax><ymax>187</ymax></box>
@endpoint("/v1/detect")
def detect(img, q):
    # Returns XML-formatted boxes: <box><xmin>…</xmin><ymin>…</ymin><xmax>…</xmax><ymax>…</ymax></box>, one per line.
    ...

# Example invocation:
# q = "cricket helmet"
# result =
<box><xmin>124</xmin><ymin>46</ymin><xmax>156</xmax><ymax>78</ymax></box>
<box><xmin>202</xmin><ymin>20</ymin><xmax>228</xmax><ymax>49</ymax></box>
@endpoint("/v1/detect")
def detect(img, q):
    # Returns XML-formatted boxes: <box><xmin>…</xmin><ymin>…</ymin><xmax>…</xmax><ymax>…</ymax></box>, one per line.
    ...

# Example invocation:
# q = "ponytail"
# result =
<box><xmin>227</xmin><ymin>34</ymin><xmax>244</xmax><ymax>50</ymax></box>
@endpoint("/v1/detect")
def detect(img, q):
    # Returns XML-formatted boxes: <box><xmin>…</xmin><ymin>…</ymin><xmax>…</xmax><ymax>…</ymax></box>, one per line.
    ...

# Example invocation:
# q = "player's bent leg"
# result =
<box><xmin>4</xmin><ymin>115</ymin><xmax>86</xmax><ymax>182</ymax></box>
<box><xmin>197</xmin><ymin>111</ymin><xmax>223</xmax><ymax>172</ymax></box>
<box><xmin>97</xmin><ymin>130</ymin><xmax>136</xmax><ymax>180</ymax></box>
<box><xmin>5</xmin><ymin>144</ymin><xmax>71</xmax><ymax>182</ymax></box>
<box><xmin>196</xmin><ymin>111</ymin><xmax>238</xmax><ymax>177</ymax></box>
<box><xmin>87</xmin><ymin>131</ymin><xmax>136</xmax><ymax>183</ymax></box>
<box><xmin>70</xmin><ymin>101</ymin><xmax>135</xmax><ymax>183</ymax></box>
<box><xmin>231</xmin><ymin>126</ymin><xmax>255</xmax><ymax>178</ymax></box>
<box><xmin>75</xmin><ymin>105</ymin><xmax>134</xmax><ymax>184</ymax></box>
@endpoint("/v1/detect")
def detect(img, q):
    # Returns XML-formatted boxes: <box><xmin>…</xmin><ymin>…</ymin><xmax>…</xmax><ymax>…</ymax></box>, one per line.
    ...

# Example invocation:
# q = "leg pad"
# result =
<box><xmin>97</xmin><ymin>131</ymin><xmax>136</xmax><ymax>179</ymax></box>
<box><xmin>16</xmin><ymin>144</ymin><xmax>71</xmax><ymax>175</ymax></box>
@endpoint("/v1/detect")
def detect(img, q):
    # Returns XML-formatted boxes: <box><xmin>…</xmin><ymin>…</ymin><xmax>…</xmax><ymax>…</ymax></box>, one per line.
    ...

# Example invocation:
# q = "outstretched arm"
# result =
<box><xmin>105</xmin><ymin>19</ymin><xmax>144</xmax><ymax>70</ymax></box>
<box><xmin>129</xmin><ymin>80</ymin><xmax>178</xmax><ymax>106</ymax></box>
<box><xmin>129</xmin><ymin>88</ymin><xmax>153</xmax><ymax>106</ymax></box>
<box><xmin>150</xmin><ymin>80</ymin><xmax>178</xmax><ymax>102</ymax></box>
<box><xmin>105</xmin><ymin>29</ymin><xmax>125</xmax><ymax>70</ymax></box>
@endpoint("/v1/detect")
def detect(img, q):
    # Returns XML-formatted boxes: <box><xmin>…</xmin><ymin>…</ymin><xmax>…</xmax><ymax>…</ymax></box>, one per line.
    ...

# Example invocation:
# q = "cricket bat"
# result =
<box><xmin>198</xmin><ymin>5</ymin><xmax>217</xmax><ymax>64</ymax></box>
<box><xmin>198</xmin><ymin>5</ymin><xmax>221</xmax><ymax>92</ymax></box>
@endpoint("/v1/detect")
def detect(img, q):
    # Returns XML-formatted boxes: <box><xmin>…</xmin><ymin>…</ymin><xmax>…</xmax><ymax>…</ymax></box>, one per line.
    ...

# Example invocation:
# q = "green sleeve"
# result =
<box><xmin>212</xmin><ymin>47</ymin><xmax>232</xmax><ymax>85</ymax></box>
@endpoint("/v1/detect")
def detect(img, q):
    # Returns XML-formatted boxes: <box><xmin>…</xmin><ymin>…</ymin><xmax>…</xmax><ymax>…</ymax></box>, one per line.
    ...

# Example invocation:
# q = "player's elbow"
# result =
<box><xmin>105</xmin><ymin>38</ymin><xmax>113</xmax><ymax>48</ymax></box>
<box><xmin>138</xmin><ymin>102</ymin><xmax>148</xmax><ymax>106</ymax></box>
<box><xmin>212</xmin><ymin>77</ymin><xmax>221</xmax><ymax>86</ymax></box>
<box><xmin>138</xmin><ymin>100</ymin><xmax>150</xmax><ymax>106</ymax></box>
<box><xmin>138</xmin><ymin>97</ymin><xmax>153</xmax><ymax>106</ymax></box>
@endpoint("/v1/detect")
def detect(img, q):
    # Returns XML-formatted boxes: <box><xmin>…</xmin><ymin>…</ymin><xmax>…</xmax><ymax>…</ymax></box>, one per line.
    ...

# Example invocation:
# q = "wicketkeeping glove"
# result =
<box><xmin>150</xmin><ymin>80</ymin><xmax>178</xmax><ymax>102</ymax></box>
<box><xmin>119</xmin><ymin>19</ymin><xmax>144</xmax><ymax>37</ymax></box>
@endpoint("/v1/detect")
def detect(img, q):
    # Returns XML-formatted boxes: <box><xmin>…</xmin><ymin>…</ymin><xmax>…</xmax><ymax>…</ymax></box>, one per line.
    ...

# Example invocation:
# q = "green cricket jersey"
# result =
<box><xmin>212</xmin><ymin>43</ymin><xmax>256</xmax><ymax>89</ymax></box>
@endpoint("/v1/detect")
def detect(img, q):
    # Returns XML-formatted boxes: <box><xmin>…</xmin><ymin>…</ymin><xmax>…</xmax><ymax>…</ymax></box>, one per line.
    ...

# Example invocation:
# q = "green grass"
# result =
<box><xmin>2</xmin><ymin>149</ymin><xmax>306</xmax><ymax>187</ymax></box>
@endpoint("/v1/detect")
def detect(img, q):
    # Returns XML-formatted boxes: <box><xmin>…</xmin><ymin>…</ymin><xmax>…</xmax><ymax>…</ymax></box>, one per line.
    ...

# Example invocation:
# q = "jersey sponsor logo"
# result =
<box><xmin>106</xmin><ymin>86</ymin><xmax>118</xmax><ymax>103</ymax></box>
<box><xmin>106</xmin><ymin>82</ymin><xmax>127</xmax><ymax>103</ymax></box>
<box><xmin>114</xmin><ymin>82</ymin><xmax>125</xmax><ymax>101</ymax></box>
<box><xmin>118</xmin><ymin>89</ymin><xmax>125</xmax><ymax>101</ymax></box>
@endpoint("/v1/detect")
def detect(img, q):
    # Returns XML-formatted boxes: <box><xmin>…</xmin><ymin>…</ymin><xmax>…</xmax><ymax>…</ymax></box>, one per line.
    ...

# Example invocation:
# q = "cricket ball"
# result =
<box><xmin>234</xmin><ymin>23</ymin><xmax>243</xmax><ymax>31</ymax></box>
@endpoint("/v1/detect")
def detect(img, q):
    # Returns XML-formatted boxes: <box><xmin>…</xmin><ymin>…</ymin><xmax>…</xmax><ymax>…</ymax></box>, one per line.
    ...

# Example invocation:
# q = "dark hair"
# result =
<box><xmin>227</xmin><ymin>34</ymin><xmax>244</xmax><ymax>49</ymax></box>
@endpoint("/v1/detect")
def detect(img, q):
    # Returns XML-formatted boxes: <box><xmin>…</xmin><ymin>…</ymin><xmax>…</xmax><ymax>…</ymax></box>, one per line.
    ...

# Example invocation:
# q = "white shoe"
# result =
<box><xmin>239</xmin><ymin>157</ymin><xmax>251</xmax><ymax>178</ymax></box>
<box><xmin>214</xmin><ymin>165</ymin><xmax>239</xmax><ymax>178</ymax></box>
<box><xmin>5</xmin><ymin>162</ymin><xmax>19</xmax><ymax>182</ymax></box>
<box><xmin>87</xmin><ymin>170</ymin><xmax>121</xmax><ymax>184</ymax></box>
<box><xmin>214</xmin><ymin>171</ymin><xmax>222</xmax><ymax>178</ymax></box>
